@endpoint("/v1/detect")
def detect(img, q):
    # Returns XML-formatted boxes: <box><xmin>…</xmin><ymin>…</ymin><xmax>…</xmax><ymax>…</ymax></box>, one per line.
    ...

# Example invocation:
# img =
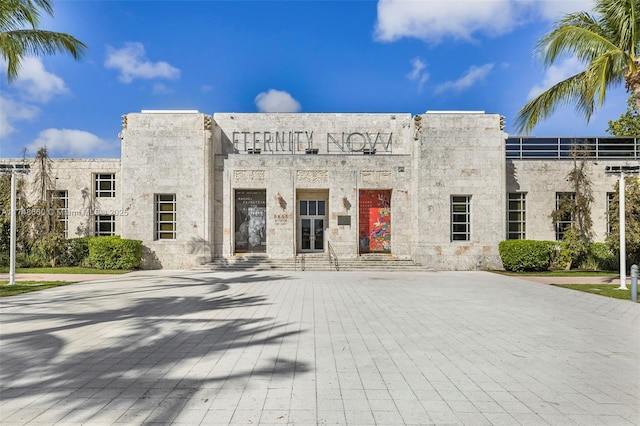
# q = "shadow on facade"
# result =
<box><xmin>506</xmin><ymin>160</ymin><xmax>520</xmax><ymax>190</ymax></box>
<box><xmin>141</xmin><ymin>245</ymin><xmax>162</xmax><ymax>269</ymax></box>
<box><xmin>0</xmin><ymin>273</ymin><xmax>306</xmax><ymax>423</ymax></box>
<box><xmin>186</xmin><ymin>236</ymin><xmax>215</xmax><ymax>266</ymax></box>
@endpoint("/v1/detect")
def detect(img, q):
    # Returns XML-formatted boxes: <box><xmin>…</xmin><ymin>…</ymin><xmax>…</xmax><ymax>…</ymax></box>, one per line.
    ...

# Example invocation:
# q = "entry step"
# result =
<box><xmin>194</xmin><ymin>255</ymin><xmax>429</xmax><ymax>271</ymax></box>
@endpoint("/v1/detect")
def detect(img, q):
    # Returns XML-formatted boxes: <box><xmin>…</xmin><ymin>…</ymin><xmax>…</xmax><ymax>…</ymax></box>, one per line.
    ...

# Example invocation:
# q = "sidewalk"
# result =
<box><xmin>0</xmin><ymin>273</ymin><xmax>125</xmax><ymax>282</ymax></box>
<box><xmin>515</xmin><ymin>275</ymin><xmax>623</xmax><ymax>285</ymax></box>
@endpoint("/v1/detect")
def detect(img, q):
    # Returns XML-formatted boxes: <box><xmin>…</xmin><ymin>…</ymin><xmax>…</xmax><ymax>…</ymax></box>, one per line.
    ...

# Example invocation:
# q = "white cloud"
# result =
<box><xmin>254</xmin><ymin>89</ymin><xmax>302</xmax><ymax>113</ymax></box>
<box><xmin>435</xmin><ymin>63</ymin><xmax>494</xmax><ymax>94</ymax></box>
<box><xmin>527</xmin><ymin>56</ymin><xmax>583</xmax><ymax>99</ymax></box>
<box><xmin>0</xmin><ymin>94</ymin><xmax>39</xmax><ymax>138</ymax></box>
<box><xmin>374</xmin><ymin>0</ymin><xmax>595</xmax><ymax>43</ymax></box>
<box><xmin>26</xmin><ymin>128</ymin><xmax>111</xmax><ymax>156</ymax></box>
<box><xmin>533</xmin><ymin>0</ymin><xmax>595</xmax><ymax>21</ymax></box>
<box><xmin>13</xmin><ymin>57</ymin><xmax>68</xmax><ymax>102</ymax></box>
<box><xmin>407</xmin><ymin>58</ymin><xmax>429</xmax><ymax>92</ymax></box>
<box><xmin>105</xmin><ymin>42</ymin><xmax>180</xmax><ymax>83</ymax></box>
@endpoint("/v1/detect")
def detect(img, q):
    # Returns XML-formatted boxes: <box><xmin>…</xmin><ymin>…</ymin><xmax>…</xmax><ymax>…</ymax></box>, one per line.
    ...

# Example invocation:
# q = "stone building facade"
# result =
<box><xmin>2</xmin><ymin>110</ymin><xmax>638</xmax><ymax>269</ymax></box>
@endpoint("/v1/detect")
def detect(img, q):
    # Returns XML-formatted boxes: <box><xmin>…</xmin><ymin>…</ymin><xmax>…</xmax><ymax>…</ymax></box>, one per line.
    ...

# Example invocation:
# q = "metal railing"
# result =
<box><xmin>506</xmin><ymin>137</ymin><xmax>639</xmax><ymax>160</ymax></box>
<box><xmin>328</xmin><ymin>241</ymin><xmax>339</xmax><ymax>271</ymax></box>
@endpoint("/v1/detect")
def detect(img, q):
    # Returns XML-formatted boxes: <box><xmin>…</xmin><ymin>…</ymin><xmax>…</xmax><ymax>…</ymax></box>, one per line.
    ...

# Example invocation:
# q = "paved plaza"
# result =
<box><xmin>0</xmin><ymin>270</ymin><xmax>638</xmax><ymax>425</ymax></box>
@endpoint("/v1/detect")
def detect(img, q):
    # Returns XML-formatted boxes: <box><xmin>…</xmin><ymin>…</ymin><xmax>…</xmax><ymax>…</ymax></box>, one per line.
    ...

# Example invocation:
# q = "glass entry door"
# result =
<box><xmin>299</xmin><ymin>200</ymin><xmax>326</xmax><ymax>252</ymax></box>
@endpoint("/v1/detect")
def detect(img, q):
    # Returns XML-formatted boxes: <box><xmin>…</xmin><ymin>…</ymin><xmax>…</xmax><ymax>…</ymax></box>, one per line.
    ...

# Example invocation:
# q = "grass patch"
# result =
<box><xmin>0</xmin><ymin>281</ymin><xmax>76</xmax><ymax>297</ymax></box>
<box><xmin>0</xmin><ymin>267</ymin><xmax>130</xmax><ymax>274</ymax></box>
<box><xmin>552</xmin><ymin>284</ymin><xmax>635</xmax><ymax>301</ymax></box>
<box><xmin>493</xmin><ymin>270</ymin><xmax>617</xmax><ymax>277</ymax></box>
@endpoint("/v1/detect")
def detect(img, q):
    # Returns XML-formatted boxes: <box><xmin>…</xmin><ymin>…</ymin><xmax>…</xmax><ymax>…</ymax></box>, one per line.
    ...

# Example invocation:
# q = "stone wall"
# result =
<box><xmin>119</xmin><ymin>111</ymin><xmax>213</xmax><ymax>269</ymax></box>
<box><xmin>0</xmin><ymin>158</ymin><xmax>122</xmax><ymax>238</ymax></box>
<box><xmin>507</xmin><ymin>159</ymin><xmax>635</xmax><ymax>242</ymax></box>
<box><xmin>213</xmin><ymin>113</ymin><xmax>414</xmax><ymax>260</ymax></box>
<box><xmin>412</xmin><ymin>112</ymin><xmax>506</xmax><ymax>270</ymax></box>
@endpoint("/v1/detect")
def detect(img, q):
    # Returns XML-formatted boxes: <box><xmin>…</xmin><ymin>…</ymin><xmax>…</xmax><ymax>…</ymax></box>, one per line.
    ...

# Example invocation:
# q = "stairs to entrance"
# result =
<box><xmin>194</xmin><ymin>254</ymin><xmax>428</xmax><ymax>272</ymax></box>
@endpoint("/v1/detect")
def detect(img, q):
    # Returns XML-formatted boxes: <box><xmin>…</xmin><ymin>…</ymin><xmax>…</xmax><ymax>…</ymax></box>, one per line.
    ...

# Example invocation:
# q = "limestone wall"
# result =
<box><xmin>412</xmin><ymin>112</ymin><xmax>507</xmax><ymax>270</ymax></box>
<box><xmin>507</xmin><ymin>159</ymin><xmax>636</xmax><ymax>242</ymax></box>
<box><xmin>215</xmin><ymin>154</ymin><xmax>413</xmax><ymax>259</ymax></box>
<box><xmin>213</xmin><ymin>113</ymin><xmax>412</xmax><ymax>155</ymax></box>
<box><xmin>119</xmin><ymin>112</ymin><xmax>213</xmax><ymax>269</ymax></box>
<box><xmin>0</xmin><ymin>158</ymin><xmax>122</xmax><ymax>238</ymax></box>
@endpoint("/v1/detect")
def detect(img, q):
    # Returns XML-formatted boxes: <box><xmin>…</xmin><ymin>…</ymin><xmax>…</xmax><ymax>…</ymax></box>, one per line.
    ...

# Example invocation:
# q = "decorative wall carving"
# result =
<box><xmin>121</xmin><ymin>114</ymin><xmax>127</xmax><ymax>130</ymax></box>
<box><xmin>296</xmin><ymin>170</ymin><xmax>328</xmax><ymax>185</ymax></box>
<box><xmin>413</xmin><ymin>115</ymin><xmax>422</xmax><ymax>140</ymax></box>
<box><xmin>361</xmin><ymin>170</ymin><xmax>393</xmax><ymax>185</ymax></box>
<box><xmin>234</xmin><ymin>170</ymin><xmax>265</xmax><ymax>184</ymax></box>
<box><xmin>204</xmin><ymin>115</ymin><xmax>212</xmax><ymax>130</ymax></box>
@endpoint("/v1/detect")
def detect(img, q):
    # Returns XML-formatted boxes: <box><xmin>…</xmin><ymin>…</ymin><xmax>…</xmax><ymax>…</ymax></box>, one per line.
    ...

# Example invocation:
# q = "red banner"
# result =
<box><xmin>358</xmin><ymin>190</ymin><xmax>391</xmax><ymax>253</ymax></box>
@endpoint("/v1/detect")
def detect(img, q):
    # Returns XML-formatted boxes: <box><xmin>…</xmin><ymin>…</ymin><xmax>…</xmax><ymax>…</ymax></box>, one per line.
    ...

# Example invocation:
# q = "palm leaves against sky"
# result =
<box><xmin>0</xmin><ymin>0</ymin><xmax>87</xmax><ymax>82</ymax></box>
<box><xmin>515</xmin><ymin>0</ymin><xmax>640</xmax><ymax>134</ymax></box>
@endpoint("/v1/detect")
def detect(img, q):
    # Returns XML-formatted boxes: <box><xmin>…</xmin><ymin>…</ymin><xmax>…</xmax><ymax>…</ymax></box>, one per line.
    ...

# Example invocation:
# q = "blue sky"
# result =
<box><xmin>0</xmin><ymin>0</ymin><xmax>632</xmax><ymax>158</ymax></box>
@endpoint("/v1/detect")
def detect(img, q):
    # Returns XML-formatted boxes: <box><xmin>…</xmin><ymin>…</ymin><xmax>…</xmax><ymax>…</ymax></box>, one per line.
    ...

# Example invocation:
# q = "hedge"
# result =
<box><xmin>87</xmin><ymin>236</ymin><xmax>142</xmax><ymax>269</ymax></box>
<box><xmin>498</xmin><ymin>240</ymin><xmax>552</xmax><ymax>272</ymax></box>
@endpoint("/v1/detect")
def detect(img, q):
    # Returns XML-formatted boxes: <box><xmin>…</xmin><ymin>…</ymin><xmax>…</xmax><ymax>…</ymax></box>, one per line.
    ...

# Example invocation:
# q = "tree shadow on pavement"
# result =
<box><xmin>0</xmin><ymin>272</ymin><xmax>309</xmax><ymax>424</ymax></box>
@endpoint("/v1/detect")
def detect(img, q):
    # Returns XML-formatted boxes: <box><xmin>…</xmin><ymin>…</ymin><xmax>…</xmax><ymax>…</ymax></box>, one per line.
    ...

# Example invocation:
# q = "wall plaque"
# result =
<box><xmin>337</xmin><ymin>215</ymin><xmax>351</xmax><ymax>226</ymax></box>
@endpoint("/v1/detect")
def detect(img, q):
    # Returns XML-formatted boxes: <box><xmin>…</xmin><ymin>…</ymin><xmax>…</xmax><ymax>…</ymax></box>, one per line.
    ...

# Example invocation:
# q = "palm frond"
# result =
<box><xmin>514</xmin><ymin>72</ymin><xmax>593</xmax><ymax>134</ymax></box>
<box><xmin>518</xmin><ymin>0</ymin><xmax>640</xmax><ymax>133</ymax></box>
<box><xmin>537</xmin><ymin>22</ymin><xmax>628</xmax><ymax>65</ymax></box>
<box><xmin>0</xmin><ymin>29</ymin><xmax>87</xmax><ymax>81</ymax></box>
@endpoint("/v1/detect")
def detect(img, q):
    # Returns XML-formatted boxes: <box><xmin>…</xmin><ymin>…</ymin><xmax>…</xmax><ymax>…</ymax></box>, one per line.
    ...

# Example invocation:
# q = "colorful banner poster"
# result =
<box><xmin>235</xmin><ymin>190</ymin><xmax>267</xmax><ymax>253</ymax></box>
<box><xmin>358</xmin><ymin>189</ymin><xmax>391</xmax><ymax>253</ymax></box>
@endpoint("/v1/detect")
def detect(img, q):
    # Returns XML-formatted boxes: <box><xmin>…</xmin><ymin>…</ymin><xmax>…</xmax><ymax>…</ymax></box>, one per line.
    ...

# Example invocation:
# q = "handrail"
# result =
<box><xmin>327</xmin><ymin>241</ymin><xmax>339</xmax><ymax>271</ymax></box>
<box><xmin>301</xmin><ymin>253</ymin><xmax>305</xmax><ymax>271</ymax></box>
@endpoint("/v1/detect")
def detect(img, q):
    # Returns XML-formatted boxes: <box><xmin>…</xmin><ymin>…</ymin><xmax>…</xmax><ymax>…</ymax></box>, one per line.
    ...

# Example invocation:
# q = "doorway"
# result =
<box><xmin>298</xmin><ymin>199</ymin><xmax>326</xmax><ymax>253</ymax></box>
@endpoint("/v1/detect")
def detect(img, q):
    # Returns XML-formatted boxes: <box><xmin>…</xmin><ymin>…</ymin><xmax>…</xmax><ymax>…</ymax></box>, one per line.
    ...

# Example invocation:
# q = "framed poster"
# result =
<box><xmin>235</xmin><ymin>190</ymin><xmax>267</xmax><ymax>253</ymax></box>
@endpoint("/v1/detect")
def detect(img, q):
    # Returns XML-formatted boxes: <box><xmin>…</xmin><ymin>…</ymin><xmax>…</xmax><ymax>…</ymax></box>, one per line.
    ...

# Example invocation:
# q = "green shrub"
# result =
<box><xmin>34</xmin><ymin>232</ymin><xmax>67</xmax><ymax>267</ymax></box>
<box><xmin>59</xmin><ymin>237</ymin><xmax>91</xmax><ymax>267</ymax></box>
<box><xmin>499</xmin><ymin>240</ymin><xmax>552</xmax><ymax>272</ymax></box>
<box><xmin>0</xmin><ymin>251</ymin><xmax>8</xmax><ymax>268</ymax></box>
<box><xmin>10</xmin><ymin>249</ymin><xmax>49</xmax><ymax>268</ymax></box>
<box><xmin>580</xmin><ymin>242</ymin><xmax>617</xmax><ymax>271</ymax></box>
<box><xmin>547</xmin><ymin>241</ymin><xmax>571</xmax><ymax>270</ymax></box>
<box><xmin>87</xmin><ymin>236</ymin><xmax>142</xmax><ymax>269</ymax></box>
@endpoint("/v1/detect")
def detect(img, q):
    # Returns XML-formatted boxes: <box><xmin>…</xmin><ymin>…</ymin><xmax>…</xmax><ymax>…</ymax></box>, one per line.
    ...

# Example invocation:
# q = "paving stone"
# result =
<box><xmin>0</xmin><ymin>270</ymin><xmax>638</xmax><ymax>426</ymax></box>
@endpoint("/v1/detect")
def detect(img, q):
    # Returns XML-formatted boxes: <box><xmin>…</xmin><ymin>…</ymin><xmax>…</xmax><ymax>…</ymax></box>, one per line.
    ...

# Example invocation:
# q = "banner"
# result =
<box><xmin>358</xmin><ymin>190</ymin><xmax>391</xmax><ymax>253</ymax></box>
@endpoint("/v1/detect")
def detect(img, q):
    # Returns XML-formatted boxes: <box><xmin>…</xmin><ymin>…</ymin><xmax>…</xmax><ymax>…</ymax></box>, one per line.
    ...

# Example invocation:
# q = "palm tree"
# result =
<box><xmin>515</xmin><ymin>0</ymin><xmax>640</xmax><ymax>133</ymax></box>
<box><xmin>0</xmin><ymin>0</ymin><xmax>87</xmax><ymax>82</ymax></box>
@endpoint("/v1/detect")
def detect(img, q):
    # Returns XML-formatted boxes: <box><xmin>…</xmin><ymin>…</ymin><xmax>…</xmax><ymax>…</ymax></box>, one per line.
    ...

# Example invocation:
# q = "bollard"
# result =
<box><xmin>632</xmin><ymin>264</ymin><xmax>638</xmax><ymax>303</ymax></box>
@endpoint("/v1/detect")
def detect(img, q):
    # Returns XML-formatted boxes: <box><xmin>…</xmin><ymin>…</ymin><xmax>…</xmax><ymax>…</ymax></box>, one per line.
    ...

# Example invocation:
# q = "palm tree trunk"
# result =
<box><xmin>626</xmin><ymin>65</ymin><xmax>640</xmax><ymax>113</ymax></box>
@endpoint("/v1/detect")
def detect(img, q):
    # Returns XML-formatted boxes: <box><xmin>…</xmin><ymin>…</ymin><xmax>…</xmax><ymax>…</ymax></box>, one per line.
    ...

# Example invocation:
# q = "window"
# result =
<box><xmin>507</xmin><ymin>193</ymin><xmax>526</xmax><ymax>240</ymax></box>
<box><xmin>606</xmin><ymin>192</ymin><xmax>616</xmax><ymax>235</ymax></box>
<box><xmin>451</xmin><ymin>195</ymin><xmax>471</xmax><ymax>241</ymax></box>
<box><xmin>156</xmin><ymin>194</ymin><xmax>176</xmax><ymax>240</ymax></box>
<box><xmin>95</xmin><ymin>173</ymin><xmax>115</xmax><ymax>198</ymax></box>
<box><xmin>555</xmin><ymin>192</ymin><xmax>575</xmax><ymax>240</ymax></box>
<box><xmin>50</xmin><ymin>190</ymin><xmax>68</xmax><ymax>237</ymax></box>
<box><xmin>94</xmin><ymin>215</ymin><xmax>115</xmax><ymax>236</ymax></box>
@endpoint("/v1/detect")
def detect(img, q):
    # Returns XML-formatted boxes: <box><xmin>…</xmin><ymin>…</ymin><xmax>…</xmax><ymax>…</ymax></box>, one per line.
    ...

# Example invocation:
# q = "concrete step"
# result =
<box><xmin>193</xmin><ymin>255</ymin><xmax>429</xmax><ymax>271</ymax></box>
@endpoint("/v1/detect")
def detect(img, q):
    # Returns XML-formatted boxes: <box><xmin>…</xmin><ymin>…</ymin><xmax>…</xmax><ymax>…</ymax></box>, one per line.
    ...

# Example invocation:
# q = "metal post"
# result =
<box><xmin>632</xmin><ymin>264</ymin><xmax>638</xmax><ymax>303</ymax></box>
<box><xmin>9</xmin><ymin>171</ymin><xmax>17</xmax><ymax>286</ymax></box>
<box><xmin>618</xmin><ymin>173</ymin><xmax>627</xmax><ymax>290</ymax></box>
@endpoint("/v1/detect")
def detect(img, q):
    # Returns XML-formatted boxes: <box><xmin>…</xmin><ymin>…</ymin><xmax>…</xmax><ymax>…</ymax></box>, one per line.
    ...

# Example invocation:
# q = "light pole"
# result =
<box><xmin>0</xmin><ymin>164</ymin><xmax>31</xmax><ymax>286</ymax></box>
<box><xmin>605</xmin><ymin>165</ymin><xmax>640</xmax><ymax>291</ymax></box>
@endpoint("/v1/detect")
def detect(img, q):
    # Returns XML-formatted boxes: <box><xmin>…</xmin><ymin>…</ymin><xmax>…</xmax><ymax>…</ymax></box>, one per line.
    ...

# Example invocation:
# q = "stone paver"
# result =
<box><xmin>1</xmin><ymin>270</ymin><xmax>638</xmax><ymax>425</ymax></box>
